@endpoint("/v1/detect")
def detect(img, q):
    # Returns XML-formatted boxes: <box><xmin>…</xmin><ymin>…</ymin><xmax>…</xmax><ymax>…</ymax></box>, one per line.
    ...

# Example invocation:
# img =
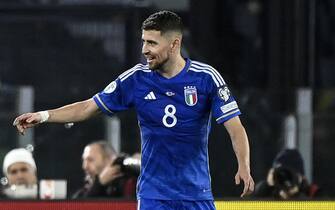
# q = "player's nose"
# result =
<box><xmin>142</xmin><ymin>44</ymin><xmax>149</xmax><ymax>55</ymax></box>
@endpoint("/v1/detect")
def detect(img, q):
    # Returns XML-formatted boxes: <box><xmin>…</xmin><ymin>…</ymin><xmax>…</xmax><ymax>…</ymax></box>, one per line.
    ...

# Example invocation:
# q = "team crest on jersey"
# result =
<box><xmin>184</xmin><ymin>86</ymin><xmax>198</xmax><ymax>106</ymax></box>
<box><xmin>218</xmin><ymin>85</ymin><xmax>231</xmax><ymax>101</ymax></box>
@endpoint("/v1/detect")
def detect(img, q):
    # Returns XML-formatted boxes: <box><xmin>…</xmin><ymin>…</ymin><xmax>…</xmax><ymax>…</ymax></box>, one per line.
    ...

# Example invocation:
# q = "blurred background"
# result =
<box><xmin>0</xmin><ymin>0</ymin><xmax>334</xmax><ymax>199</ymax></box>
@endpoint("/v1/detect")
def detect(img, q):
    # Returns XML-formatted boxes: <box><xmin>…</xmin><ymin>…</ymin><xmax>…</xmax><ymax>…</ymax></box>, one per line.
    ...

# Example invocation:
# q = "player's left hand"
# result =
<box><xmin>235</xmin><ymin>166</ymin><xmax>254</xmax><ymax>197</ymax></box>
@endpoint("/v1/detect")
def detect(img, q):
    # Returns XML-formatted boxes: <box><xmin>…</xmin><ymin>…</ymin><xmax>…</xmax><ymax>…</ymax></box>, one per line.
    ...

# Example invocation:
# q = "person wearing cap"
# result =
<box><xmin>1</xmin><ymin>148</ymin><xmax>38</xmax><ymax>199</ymax></box>
<box><xmin>254</xmin><ymin>148</ymin><xmax>320</xmax><ymax>199</ymax></box>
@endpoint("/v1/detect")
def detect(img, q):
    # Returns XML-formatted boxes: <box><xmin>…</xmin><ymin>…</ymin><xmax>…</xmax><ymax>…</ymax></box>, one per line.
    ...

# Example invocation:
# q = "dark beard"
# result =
<box><xmin>149</xmin><ymin>56</ymin><xmax>169</xmax><ymax>70</ymax></box>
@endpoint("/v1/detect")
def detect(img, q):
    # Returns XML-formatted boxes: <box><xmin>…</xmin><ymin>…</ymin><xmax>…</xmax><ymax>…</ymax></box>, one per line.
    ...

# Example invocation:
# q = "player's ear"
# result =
<box><xmin>170</xmin><ymin>37</ymin><xmax>181</xmax><ymax>53</ymax></box>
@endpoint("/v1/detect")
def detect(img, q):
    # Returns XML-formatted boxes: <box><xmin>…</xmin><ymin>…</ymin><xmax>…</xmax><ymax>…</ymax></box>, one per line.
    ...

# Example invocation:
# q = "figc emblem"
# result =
<box><xmin>184</xmin><ymin>86</ymin><xmax>198</xmax><ymax>106</ymax></box>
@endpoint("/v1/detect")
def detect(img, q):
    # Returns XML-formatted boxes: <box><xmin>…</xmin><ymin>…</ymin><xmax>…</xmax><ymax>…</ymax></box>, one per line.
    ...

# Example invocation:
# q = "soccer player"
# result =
<box><xmin>13</xmin><ymin>10</ymin><xmax>254</xmax><ymax>210</ymax></box>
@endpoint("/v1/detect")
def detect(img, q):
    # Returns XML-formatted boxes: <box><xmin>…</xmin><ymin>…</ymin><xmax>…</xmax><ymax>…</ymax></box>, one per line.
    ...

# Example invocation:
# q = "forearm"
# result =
<box><xmin>47</xmin><ymin>99</ymin><xmax>99</xmax><ymax>123</ymax></box>
<box><xmin>230</xmin><ymin>126</ymin><xmax>250</xmax><ymax>169</ymax></box>
<box><xmin>225</xmin><ymin>117</ymin><xmax>254</xmax><ymax>196</ymax></box>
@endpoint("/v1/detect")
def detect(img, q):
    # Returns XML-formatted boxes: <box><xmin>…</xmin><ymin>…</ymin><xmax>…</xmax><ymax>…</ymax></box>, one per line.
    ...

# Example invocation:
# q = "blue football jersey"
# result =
<box><xmin>93</xmin><ymin>58</ymin><xmax>241</xmax><ymax>200</ymax></box>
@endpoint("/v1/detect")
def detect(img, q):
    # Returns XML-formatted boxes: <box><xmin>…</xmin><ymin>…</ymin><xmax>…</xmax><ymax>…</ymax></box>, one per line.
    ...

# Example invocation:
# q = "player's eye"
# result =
<box><xmin>148</xmin><ymin>41</ymin><xmax>157</xmax><ymax>46</ymax></box>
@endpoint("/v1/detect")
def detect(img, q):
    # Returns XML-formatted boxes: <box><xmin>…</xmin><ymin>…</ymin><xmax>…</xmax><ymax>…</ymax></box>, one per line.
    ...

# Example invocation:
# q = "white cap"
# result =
<box><xmin>3</xmin><ymin>148</ymin><xmax>36</xmax><ymax>175</ymax></box>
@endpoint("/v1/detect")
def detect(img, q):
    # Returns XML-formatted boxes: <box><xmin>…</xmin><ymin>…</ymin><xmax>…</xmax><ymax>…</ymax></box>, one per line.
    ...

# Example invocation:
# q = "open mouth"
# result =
<box><xmin>146</xmin><ymin>56</ymin><xmax>155</xmax><ymax>63</ymax></box>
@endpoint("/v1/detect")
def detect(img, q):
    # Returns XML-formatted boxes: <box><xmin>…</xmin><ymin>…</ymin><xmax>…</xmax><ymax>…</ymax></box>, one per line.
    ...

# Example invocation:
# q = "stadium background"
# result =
<box><xmin>0</xmin><ymin>0</ymin><xmax>334</xmax><ymax>205</ymax></box>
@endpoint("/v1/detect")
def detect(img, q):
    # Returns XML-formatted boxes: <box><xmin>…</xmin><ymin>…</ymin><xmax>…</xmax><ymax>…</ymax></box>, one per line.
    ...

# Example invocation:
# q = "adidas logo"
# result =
<box><xmin>144</xmin><ymin>91</ymin><xmax>156</xmax><ymax>100</ymax></box>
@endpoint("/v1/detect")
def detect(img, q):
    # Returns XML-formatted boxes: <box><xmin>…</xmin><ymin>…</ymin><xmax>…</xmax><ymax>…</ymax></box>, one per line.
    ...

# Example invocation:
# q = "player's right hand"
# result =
<box><xmin>13</xmin><ymin>112</ymin><xmax>42</xmax><ymax>135</ymax></box>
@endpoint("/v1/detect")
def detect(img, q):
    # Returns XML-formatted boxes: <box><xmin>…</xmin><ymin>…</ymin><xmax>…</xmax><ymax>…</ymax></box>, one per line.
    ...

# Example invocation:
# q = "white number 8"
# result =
<box><xmin>162</xmin><ymin>104</ymin><xmax>177</xmax><ymax>128</ymax></box>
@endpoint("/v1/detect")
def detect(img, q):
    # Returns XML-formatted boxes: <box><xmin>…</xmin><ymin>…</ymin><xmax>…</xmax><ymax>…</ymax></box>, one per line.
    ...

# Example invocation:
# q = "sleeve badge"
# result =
<box><xmin>103</xmin><ymin>81</ymin><xmax>117</xmax><ymax>94</ymax></box>
<box><xmin>218</xmin><ymin>86</ymin><xmax>231</xmax><ymax>102</ymax></box>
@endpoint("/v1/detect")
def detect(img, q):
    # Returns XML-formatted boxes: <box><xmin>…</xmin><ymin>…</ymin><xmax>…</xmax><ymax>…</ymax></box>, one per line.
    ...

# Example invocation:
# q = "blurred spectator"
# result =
<box><xmin>0</xmin><ymin>148</ymin><xmax>38</xmax><ymax>199</ymax></box>
<box><xmin>254</xmin><ymin>148</ymin><xmax>320</xmax><ymax>199</ymax></box>
<box><xmin>72</xmin><ymin>141</ymin><xmax>140</xmax><ymax>199</ymax></box>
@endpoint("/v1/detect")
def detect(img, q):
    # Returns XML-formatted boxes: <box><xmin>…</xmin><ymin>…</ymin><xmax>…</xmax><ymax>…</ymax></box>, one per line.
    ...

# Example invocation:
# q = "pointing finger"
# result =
<box><xmin>13</xmin><ymin>113</ymin><xmax>30</xmax><ymax>126</ymax></box>
<box><xmin>13</xmin><ymin>118</ymin><xmax>19</xmax><ymax>126</ymax></box>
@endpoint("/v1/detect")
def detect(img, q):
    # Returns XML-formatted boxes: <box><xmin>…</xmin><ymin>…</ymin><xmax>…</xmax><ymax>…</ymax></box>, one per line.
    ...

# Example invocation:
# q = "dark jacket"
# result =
<box><xmin>72</xmin><ymin>175</ymin><xmax>137</xmax><ymax>199</ymax></box>
<box><xmin>254</xmin><ymin>179</ymin><xmax>321</xmax><ymax>199</ymax></box>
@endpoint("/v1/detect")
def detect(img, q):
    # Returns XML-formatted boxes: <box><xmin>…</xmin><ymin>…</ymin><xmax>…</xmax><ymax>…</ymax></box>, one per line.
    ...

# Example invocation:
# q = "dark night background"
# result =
<box><xmin>0</xmin><ymin>0</ymin><xmax>334</xmax><ymax>199</ymax></box>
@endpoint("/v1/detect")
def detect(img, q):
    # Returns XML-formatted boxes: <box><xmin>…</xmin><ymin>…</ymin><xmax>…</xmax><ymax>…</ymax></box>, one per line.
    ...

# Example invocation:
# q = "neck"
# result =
<box><xmin>159</xmin><ymin>54</ymin><xmax>186</xmax><ymax>78</ymax></box>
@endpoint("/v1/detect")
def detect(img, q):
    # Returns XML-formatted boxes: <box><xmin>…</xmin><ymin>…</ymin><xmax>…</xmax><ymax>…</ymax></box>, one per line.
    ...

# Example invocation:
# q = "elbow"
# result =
<box><xmin>80</xmin><ymin>102</ymin><xmax>92</xmax><ymax>121</ymax></box>
<box><xmin>230</xmin><ymin>124</ymin><xmax>247</xmax><ymax>140</ymax></box>
<box><xmin>80</xmin><ymin>99</ymin><xmax>99</xmax><ymax>121</ymax></box>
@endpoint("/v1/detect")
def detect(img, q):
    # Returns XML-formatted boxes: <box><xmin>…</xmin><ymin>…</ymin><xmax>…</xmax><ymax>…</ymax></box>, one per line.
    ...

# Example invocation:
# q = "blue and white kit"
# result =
<box><xmin>93</xmin><ymin>58</ymin><xmax>241</xmax><ymax>201</ymax></box>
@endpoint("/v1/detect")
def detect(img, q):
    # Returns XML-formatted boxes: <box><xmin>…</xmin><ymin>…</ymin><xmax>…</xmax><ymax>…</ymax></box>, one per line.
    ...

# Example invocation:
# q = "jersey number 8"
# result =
<box><xmin>162</xmin><ymin>104</ymin><xmax>177</xmax><ymax>128</ymax></box>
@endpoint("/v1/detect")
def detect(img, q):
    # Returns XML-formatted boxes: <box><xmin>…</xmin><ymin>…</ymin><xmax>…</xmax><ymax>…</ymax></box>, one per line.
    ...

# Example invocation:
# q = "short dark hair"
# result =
<box><xmin>141</xmin><ymin>10</ymin><xmax>183</xmax><ymax>34</ymax></box>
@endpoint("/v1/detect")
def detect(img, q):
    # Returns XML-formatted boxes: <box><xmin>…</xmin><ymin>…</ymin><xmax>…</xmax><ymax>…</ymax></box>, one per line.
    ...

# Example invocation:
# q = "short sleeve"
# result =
<box><xmin>210</xmin><ymin>81</ymin><xmax>241</xmax><ymax>124</ymax></box>
<box><xmin>93</xmin><ymin>76</ymin><xmax>134</xmax><ymax>116</ymax></box>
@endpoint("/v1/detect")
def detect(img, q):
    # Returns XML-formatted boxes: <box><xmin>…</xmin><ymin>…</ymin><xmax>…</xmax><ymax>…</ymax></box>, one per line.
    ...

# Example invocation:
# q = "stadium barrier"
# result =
<box><xmin>0</xmin><ymin>201</ymin><xmax>335</xmax><ymax>210</ymax></box>
<box><xmin>215</xmin><ymin>201</ymin><xmax>335</xmax><ymax>210</ymax></box>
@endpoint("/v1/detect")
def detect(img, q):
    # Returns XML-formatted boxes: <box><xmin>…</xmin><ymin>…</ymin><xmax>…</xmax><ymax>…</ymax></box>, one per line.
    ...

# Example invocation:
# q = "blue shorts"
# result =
<box><xmin>137</xmin><ymin>199</ymin><xmax>216</xmax><ymax>210</ymax></box>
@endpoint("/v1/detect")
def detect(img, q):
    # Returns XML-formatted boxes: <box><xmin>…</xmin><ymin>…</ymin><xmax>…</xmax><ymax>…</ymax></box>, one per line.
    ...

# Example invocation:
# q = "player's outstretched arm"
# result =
<box><xmin>13</xmin><ymin>98</ymin><xmax>100</xmax><ymax>135</ymax></box>
<box><xmin>224</xmin><ymin>116</ymin><xmax>255</xmax><ymax>197</ymax></box>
